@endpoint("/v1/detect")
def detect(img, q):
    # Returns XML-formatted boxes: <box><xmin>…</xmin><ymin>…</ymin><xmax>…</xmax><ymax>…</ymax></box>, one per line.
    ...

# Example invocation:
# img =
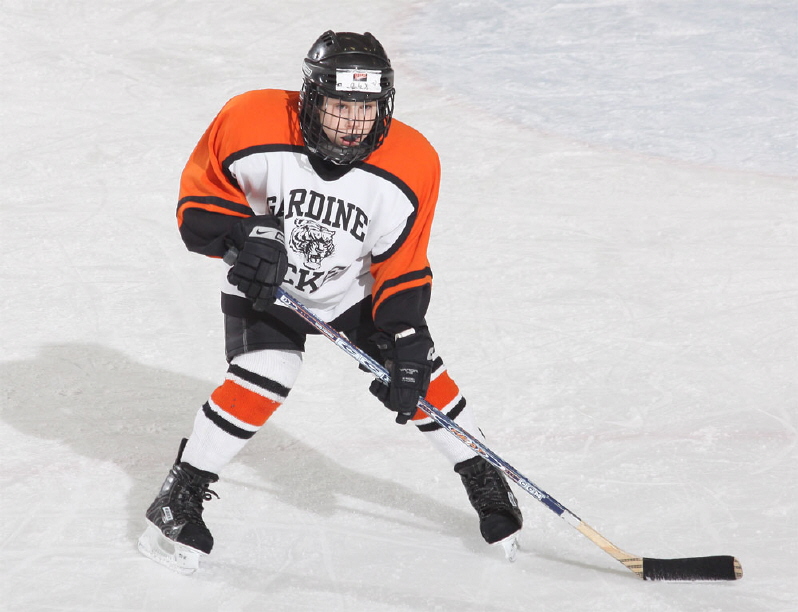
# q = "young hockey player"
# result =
<box><xmin>138</xmin><ymin>30</ymin><xmax>522</xmax><ymax>573</ymax></box>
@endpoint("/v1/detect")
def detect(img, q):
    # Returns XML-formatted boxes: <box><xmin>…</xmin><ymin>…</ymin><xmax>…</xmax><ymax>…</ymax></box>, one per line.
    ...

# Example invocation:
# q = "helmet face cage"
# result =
<box><xmin>299</xmin><ymin>31</ymin><xmax>395</xmax><ymax>165</ymax></box>
<box><xmin>300</xmin><ymin>82</ymin><xmax>394</xmax><ymax>165</ymax></box>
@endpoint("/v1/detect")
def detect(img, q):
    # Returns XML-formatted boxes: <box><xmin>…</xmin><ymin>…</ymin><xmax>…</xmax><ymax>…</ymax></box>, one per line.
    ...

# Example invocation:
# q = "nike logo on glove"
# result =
<box><xmin>250</xmin><ymin>227</ymin><xmax>284</xmax><ymax>241</ymax></box>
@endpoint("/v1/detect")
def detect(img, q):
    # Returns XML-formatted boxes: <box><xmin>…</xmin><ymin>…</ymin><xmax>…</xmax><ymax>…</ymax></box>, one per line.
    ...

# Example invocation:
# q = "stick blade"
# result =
<box><xmin>641</xmin><ymin>555</ymin><xmax>742</xmax><ymax>581</ymax></box>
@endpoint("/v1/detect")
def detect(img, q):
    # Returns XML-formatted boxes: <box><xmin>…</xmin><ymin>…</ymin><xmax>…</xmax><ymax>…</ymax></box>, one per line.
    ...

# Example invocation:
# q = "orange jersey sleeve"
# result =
<box><xmin>176</xmin><ymin>90</ymin><xmax>303</xmax><ymax>256</ymax></box>
<box><xmin>365</xmin><ymin>121</ymin><xmax>441</xmax><ymax>330</ymax></box>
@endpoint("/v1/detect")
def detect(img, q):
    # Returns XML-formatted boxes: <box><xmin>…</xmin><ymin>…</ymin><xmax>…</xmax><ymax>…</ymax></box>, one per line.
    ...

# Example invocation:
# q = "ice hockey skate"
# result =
<box><xmin>137</xmin><ymin>439</ymin><xmax>219</xmax><ymax>574</ymax></box>
<box><xmin>455</xmin><ymin>455</ymin><xmax>523</xmax><ymax>561</ymax></box>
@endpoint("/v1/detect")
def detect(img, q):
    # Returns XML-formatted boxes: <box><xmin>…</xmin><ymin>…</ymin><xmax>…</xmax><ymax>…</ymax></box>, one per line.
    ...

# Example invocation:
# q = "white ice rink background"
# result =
<box><xmin>1</xmin><ymin>1</ymin><xmax>796</xmax><ymax>611</ymax></box>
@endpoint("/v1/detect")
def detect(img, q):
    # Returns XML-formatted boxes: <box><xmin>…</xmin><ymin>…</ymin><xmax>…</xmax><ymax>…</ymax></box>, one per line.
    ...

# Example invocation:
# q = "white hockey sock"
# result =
<box><xmin>418</xmin><ymin>399</ymin><xmax>486</xmax><ymax>465</ymax></box>
<box><xmin>181</xmin><ymin>349</ymin><xmax>302</xmax><ymax>474</ymax></box>
<box><xmin>181</xmin><ymin>407</ymin><xmax>251</xmax><ymax>474</ymax></box>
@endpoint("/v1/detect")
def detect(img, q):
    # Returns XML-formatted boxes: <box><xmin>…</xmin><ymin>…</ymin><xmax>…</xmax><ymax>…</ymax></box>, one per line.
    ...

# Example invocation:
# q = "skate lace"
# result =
<box><xmin>463</xmin><ymin>469</ymin><xmax>508</xmax><ymax>517</ymax></box>
<box><xmin>176</xmin><ymin>482</ymin><xmax>219</xmax><ymax>524</ymax></box>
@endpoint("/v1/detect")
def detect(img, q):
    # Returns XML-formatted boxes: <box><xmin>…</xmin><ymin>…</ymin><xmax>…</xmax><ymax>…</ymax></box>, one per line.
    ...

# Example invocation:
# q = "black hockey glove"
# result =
<box><xmin>368</xmin><ymin>328</ymin><xmax>433</xmax><ymax>424</ymax></box>
<box><xmin>224</xmin><ymin>216</ymin><xmax>288</xmax><ymax>311</ymax></box>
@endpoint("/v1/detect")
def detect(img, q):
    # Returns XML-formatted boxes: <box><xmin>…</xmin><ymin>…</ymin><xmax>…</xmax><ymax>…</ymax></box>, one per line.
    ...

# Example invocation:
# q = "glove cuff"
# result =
<box><xmin>371</xmin><ymin>327</ymin><xmax>434</xmax><ymax>366</ymax></box>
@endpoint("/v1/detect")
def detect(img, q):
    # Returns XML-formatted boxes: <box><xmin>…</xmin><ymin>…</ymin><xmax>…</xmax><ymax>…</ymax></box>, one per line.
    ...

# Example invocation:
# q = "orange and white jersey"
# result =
<box><xmin>177</xmin><ymin>89</ymin><xmax>440</xmax><ymax>329</ymax></box>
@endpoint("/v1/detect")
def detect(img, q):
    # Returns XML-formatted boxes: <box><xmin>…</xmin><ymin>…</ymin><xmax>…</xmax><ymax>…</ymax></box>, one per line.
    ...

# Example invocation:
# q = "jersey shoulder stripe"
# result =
<box><xmin>365</xmin><ymin>119</ymin><xmax>440</xmax><ymax>209</ymax></box>
<box><xmin>177</xmin><ymin>90</ymin><xmax>303</xmax><ymax>242</ymax></box>
<box><xmin>221</xmin><ymin>144</ymin><xmax>305</xmax><ymax>189</ymax></box>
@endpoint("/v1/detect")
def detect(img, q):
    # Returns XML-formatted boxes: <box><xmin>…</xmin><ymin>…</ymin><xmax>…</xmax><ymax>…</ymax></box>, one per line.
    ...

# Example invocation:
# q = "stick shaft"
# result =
<box><xmin>277</xmin><ymin>291</ymin><xmax>586</xmax><ymax>519</ymax></box>
<box><xmin>275</xmin><ymin>289</ymin><xmax>742</xmax><ymax>581</ymax></box>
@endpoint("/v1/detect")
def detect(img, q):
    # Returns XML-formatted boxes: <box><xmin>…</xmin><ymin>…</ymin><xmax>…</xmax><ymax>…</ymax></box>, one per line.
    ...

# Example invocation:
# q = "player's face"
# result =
<box><xmin>319</xmin><ymin>97</ymin><xmax>378</xmax><ymax>148</ymax></box>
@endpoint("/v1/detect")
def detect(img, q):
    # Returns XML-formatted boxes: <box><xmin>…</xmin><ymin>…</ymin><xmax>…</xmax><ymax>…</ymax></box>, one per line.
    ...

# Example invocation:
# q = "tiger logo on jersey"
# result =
<box><xmin>289</xmin><ymin>219</ymin><xmax>335</xmax><ymax>269</ymax></box>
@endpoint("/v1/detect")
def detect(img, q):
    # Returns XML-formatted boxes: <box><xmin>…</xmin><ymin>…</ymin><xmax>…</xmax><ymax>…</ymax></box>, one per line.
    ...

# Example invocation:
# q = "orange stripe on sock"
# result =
<box><xmin>411</xmin><ymin>370</ymin><xmax>460</xmax><ymax>421</ymax></box>
<box><xmin>210</xmin><ymin>380</ymin><xmax>281</xmax><ymax>427</ymax></box>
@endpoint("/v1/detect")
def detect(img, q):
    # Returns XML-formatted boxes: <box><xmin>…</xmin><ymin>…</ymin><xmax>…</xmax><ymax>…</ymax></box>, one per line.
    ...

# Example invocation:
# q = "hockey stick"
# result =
<box><xmin>275</xmin><ymin>288</ymin><xmax>742</xmax><ymax>581</ymax></box>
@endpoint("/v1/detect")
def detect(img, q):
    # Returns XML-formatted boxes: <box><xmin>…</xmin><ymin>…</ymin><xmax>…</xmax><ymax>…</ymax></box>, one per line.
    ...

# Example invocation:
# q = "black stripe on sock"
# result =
<box><xmin>228</xmin><ymin>363</ymin><xmax>290</xmax><ymax>399</ymax></box>
<box><xmin>416</xmin><ymin>397</ymin><xmax>467</xmax><ymax>433</ymax></box>
<box><xmin>202</xmin><ymin>401</ymin><xmax>256</xmax><ymax>440</ymax></box>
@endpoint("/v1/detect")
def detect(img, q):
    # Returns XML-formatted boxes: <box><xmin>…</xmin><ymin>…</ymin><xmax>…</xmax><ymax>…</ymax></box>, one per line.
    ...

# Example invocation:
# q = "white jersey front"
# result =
<box><xmin>177</xmin><ymin>89</ymin><xmax>440</xmax><ymax>329</ymax></box>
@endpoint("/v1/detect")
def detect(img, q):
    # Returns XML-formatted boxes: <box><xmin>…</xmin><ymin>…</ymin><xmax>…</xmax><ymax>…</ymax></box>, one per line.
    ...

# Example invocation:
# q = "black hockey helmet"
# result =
<box><xmin>299</xmin><ymin>31</ymin><xmax>395</xmax><ymax>164</ymax></box>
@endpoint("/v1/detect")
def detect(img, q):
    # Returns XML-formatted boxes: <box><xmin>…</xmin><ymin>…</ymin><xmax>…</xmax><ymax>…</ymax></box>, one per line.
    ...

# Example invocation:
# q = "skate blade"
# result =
<box><xmin>137</xmin><ymin>521</ymin><xmax>204</xmax><ymax>575</ymax></box>
<box><xmin>497</xmin><ymin>532</ymin><xmax>520</xmax><ymax>562</ymax></box>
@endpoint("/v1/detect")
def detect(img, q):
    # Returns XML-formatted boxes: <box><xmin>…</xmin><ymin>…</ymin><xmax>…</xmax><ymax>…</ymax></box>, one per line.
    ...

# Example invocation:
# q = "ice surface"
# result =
<box><xmin>1</xmin><ymin>1</ymin><xmax>796</xmax><ymax>611</ymax></box>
